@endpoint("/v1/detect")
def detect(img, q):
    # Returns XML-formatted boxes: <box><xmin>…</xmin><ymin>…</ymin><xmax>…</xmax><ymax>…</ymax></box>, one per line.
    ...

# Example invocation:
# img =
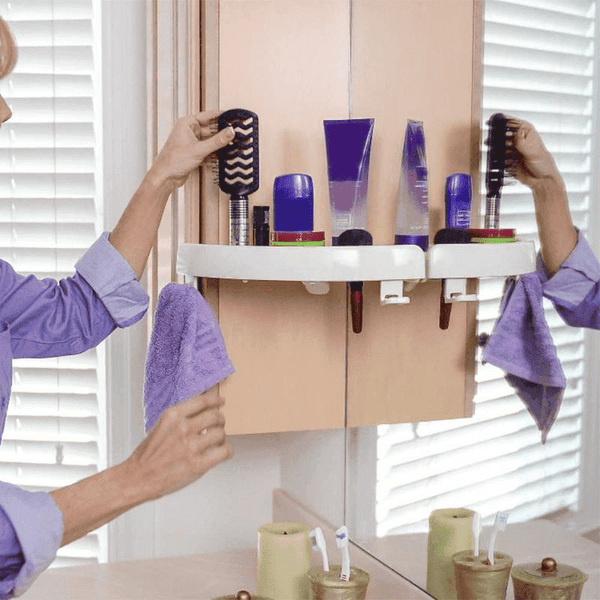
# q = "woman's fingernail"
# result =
<box><xmin>225</xmin><ymin>126</ymin><xmax>235</xmax><ymax>138</ymax></box>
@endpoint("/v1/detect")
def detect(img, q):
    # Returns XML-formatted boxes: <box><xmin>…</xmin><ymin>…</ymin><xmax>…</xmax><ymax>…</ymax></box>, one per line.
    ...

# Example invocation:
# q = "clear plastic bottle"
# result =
<box><xmin>394</xmin><ymin>120</ymin><xmax>429</xmax><ymax>251</ymax></box>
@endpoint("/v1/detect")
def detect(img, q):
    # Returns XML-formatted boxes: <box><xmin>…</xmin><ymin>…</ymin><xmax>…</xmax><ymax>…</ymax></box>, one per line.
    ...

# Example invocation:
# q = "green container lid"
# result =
<box><xmin>511</xmin><ymin>557</ymin><xmax>588</xmax><ymax>599</ymax></box>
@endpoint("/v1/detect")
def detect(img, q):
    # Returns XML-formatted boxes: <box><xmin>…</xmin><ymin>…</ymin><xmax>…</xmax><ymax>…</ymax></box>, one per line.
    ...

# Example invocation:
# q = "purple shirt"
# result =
<box><xmin>0</xmin><ymin>233</ymin><xmax>148</xmax><ymax>598</ymax></box>
<box><xmin>538</xmin><ymin>231</ymin><xmax>600</xmax><ymax>329</ymax></box>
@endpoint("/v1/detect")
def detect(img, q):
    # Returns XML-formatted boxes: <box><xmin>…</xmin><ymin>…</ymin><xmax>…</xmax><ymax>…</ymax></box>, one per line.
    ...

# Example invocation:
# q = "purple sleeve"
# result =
<box><xmin>0</xmin><ymin>484</ymin><xmax>63</xmax><ymax>598</ymax></box>
<box><xmin>1</xmin><ymin>232</ymin><xmax>149</xmax><ymax>359</ymax></box>
<box><xmin>537</xmin><ymin>231</ymin><xmax>600</xmax><ymax>329</ymax></box>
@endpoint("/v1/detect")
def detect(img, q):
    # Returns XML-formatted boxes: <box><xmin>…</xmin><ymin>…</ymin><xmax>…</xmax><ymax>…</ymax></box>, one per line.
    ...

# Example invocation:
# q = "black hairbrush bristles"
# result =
<box><xmin>217</xmin><ymin>108</ymin><xmax>259</xmax><ymax>245</ymax></box>
<box><xmin>484</xmin><ymin>113</ymin><xmax>510</xmax><ymax>229</ymax></box>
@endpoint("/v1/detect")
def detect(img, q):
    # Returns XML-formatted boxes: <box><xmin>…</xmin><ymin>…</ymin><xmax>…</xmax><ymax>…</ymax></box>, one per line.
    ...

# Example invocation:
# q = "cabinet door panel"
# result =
<box><xmin>219</xmin><ymin>280</ymin><xmax>347</xmax><ymax>434</ymax></box>
<box><xmin>347</xmin><ymin>0</ymin><xmax>482</xmax><ymax>426</ymax></box>
<box><xmin>212</xmin><ymin>0</ymin><xmax>351</xmax><ymax>434</ymax></box>
<box><xmin>347</xmin><ymin>281</ymin><xmax>477</xmax><ymax>428</ymax></box>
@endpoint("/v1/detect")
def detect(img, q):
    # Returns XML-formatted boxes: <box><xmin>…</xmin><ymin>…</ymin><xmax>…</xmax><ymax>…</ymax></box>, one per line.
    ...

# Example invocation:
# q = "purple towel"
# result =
<box><xmin>482</xmin><ymin>272</ymin><xmax>566</xmax><ymax>444</ymax></box>
<box><xmin>143</xmin><ymin>283</ymin><xmax>235</xmax><ymax>432</ymax></box>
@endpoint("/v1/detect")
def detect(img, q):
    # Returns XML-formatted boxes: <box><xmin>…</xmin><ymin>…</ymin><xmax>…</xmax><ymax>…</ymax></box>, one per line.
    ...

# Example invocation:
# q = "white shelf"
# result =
<box><xmin>177</xmin><ymin>244</ymin><xmax>426</xmax><ymax>281</ymax></box>
<box><xmin>427</xmin><ymin>239</ymin><xmax>536</xmax><ymax>279</ymax></box>
<box><xmin>176</xmin><ymin>240</ymin><xmax>536</xmax><ymax>304</ymax></box>
<box><xmin>427</xmin><ymin>239</ymin><xmax>536</xmax><ymax>303</ymax></box>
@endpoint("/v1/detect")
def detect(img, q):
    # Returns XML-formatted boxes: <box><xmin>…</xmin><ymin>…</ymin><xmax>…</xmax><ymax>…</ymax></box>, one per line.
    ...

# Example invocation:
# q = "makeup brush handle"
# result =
<box><xmin>439</xmin><ymin>284</ymin><xmax>452</xmax><ymax>330</ymax></box>
<box><xmin>350</xmin><ymin>284</ymin><xmax>363</xmax><ymax>334</ymax></box>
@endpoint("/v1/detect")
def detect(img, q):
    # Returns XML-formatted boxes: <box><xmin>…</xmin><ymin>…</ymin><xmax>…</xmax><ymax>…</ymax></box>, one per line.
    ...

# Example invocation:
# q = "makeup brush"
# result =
<box><xmin>433</xmin><ymin>228</ymin><xmax>472</xmax><ymax>330</ymax></box>
<box><xmin>337</xmin><ymin>228</ymin><xmax>373</xmax><ymax>334</ymax></box>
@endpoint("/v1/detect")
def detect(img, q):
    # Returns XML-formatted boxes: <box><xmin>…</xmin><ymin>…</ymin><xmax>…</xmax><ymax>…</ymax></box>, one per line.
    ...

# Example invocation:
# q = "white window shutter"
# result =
<box><xmin>376</xmin><ymin>0</ymin><xmax>596</xmax><ymax>537</ymax></box>
<box><xmin>0</xmin><ymin>0</ymin><xmax>106</xmax><ymax>566</ymax></box>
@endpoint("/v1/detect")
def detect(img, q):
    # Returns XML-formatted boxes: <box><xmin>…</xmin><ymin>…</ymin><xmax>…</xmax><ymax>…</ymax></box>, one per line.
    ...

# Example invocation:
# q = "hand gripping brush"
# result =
<box><xmin>217</xmin><ymin>109</ymin><xmax>259</xmax><ymax>245</ymax></box>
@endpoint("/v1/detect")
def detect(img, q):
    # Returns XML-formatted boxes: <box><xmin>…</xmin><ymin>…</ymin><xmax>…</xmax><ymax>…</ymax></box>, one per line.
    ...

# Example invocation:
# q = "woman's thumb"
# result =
<box><xmin>207</xmin><ymin>126</ymin><xmax>235</xmax><ymax>154</ymax></box>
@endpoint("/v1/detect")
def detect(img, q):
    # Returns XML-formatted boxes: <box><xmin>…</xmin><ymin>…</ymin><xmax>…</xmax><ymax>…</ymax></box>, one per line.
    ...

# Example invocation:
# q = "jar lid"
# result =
<box><xmin>511</xmin><ymin>558</ymin><xmax>588</xmax><ymax>588</ymax></box>
<box><xmin>211</xmin><ymin>592</ymin><xmax>273</xmax><ymax>600</ymax></box>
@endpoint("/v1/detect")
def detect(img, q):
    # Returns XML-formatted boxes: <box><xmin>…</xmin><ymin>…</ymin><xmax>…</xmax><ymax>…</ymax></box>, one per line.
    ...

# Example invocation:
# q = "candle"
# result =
<box><xmin>426</xmin><ymin>508</ymin><xmax>475</xmax><ymax>599</ymax></box>
<box><xmin>257</xmin><ymin>522</ymin><xmax>312</xmax><ymax>600</ymax></box>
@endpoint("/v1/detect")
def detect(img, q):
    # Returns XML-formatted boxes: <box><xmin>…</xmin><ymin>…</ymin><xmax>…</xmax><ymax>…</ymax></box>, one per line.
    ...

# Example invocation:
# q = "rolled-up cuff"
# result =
<box><xmin>0</xmin><ymin>485</ymin><xmax>63</xmax><ymax>597</ymax></box>
<box><xmin>539</xmin><ymin>231</ymin><xmax>600</xmax><ymax>310</ymax></box>
<box><xmin>75</xmin><ymin>232</ymin><xmax>149</xmax><ymax>327</ymax></box>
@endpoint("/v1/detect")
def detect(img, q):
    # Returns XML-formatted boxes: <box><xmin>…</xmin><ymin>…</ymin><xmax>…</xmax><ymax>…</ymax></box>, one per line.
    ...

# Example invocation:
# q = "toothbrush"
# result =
<box><xmin>336</xmin><ymin>525</ymin><xmax>351</xmax><ymax>581</ymax></box>
<box><xmin>471</xmin><ymin>510</ymin><xmax>482</xmax><ymax>557</ymax></box>
<box><xmin>310</xmin><ymin>527</ymin><xmax>329</xmax><ymax>572</ymax></box>
<box><xmin>487</xmin><ymin>511</ymin><xmax>510</xmax><ymax>565</ymax></box>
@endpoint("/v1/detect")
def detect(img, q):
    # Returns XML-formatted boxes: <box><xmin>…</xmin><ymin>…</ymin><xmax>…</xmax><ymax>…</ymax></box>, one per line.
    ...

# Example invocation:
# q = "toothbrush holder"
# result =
<box><xmin>452</xmin><ymin>550</ymin><xmax>513</xmax><ymax>600</ymax></box>
<box><xmin>307</xmin><ymin>565</ymin><xmax>370</xmax><ymax>600</ymax></box>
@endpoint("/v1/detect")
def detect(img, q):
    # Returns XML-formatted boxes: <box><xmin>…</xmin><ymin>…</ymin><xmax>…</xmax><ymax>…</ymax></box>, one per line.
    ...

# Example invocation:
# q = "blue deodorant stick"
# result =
<box><xmin>445</xmin><ymin>173</ymin><xmax>472</xmax><ymax>229</ymax></box>
<box><xmin>273</xmin><ymin>173</ymin><xmax>314</xmax><ymax>232</ymax></box>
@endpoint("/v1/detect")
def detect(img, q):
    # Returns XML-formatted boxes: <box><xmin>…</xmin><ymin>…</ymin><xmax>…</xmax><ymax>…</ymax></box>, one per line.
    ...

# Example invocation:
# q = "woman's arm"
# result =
<box><xmin>50</xmin><ymin>394</ymin><xmax>232</xmax><ymax>547</ymax></box>
<box><xmin>108</xmin><ymin>112</ymin><xmax>235</xmax><ymax>279</ymax></box>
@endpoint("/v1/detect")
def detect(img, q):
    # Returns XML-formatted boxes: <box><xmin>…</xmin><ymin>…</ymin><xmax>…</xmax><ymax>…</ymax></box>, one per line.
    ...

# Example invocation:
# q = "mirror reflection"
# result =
<box><xmin>345</xmin><ymin>0</ymin><xmax>599</xmax><ymax>598</ymax></box>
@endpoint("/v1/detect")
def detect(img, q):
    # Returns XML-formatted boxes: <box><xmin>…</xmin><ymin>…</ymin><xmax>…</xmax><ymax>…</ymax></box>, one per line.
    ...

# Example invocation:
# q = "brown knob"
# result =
<box><xmin>541</xmin><ymin>557</ymin><xmax>557</xmax><ymax>573</ymax></box>
<box><xmin>235</xmin><ymin>592</ymin><xmax>251</xmax><ymax>600</ymax></box>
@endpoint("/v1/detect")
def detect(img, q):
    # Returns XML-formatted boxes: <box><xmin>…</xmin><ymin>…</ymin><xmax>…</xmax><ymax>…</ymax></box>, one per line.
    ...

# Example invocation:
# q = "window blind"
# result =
<box><xmin>375</xmin><ymin>0</ymin><xmax>597</xmax><ymax>537</ymax></box>
<box><xmin>0</xmin><ymin>0</ymin><xmax>106</xmax><ymax>566</ymax></box>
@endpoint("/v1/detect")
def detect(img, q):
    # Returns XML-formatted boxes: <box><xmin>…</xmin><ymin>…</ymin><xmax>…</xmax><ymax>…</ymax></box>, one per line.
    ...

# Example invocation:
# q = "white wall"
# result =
<box><xmin>110</xmin><ymin>429</ymin><xmax>350</xmax><ymax>562</ymax></box>
<box><xmin>279</xmin><ymin>429</ymin><xmax>346</xmax><ymax>529</ymax></box>
<box><xmin>152</xmin><ymin>433</ymin><xmax>283</xmax><ymax>557</ymax></box>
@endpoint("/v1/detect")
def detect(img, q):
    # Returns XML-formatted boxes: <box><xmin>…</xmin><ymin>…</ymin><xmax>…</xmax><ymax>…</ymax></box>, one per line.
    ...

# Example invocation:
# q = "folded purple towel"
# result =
<box><xmin>143</xmin><ymin>283</ymin><xmax>235</xmax><ymax>432</ymax></box>
<box><xmin>482</xmin><ymin>272</ymin><xmax>566</xmax><ymax>444</ymax></box>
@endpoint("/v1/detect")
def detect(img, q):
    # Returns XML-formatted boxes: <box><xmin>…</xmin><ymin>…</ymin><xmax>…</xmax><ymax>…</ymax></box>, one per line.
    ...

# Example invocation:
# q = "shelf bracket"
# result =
<box><xmin>443</xmin><ymin>278</ymin><xmax>477</xmax><ymax>303</ymax></box>
<box><xmin>380</xmin><ymin>280</ymin><xmax>411</xmax><ymax>305</ymax></box>
<box><xmin>302</xmin><ymin>281</ymin><xmax>330</xmax><ymax>295</ymax></box>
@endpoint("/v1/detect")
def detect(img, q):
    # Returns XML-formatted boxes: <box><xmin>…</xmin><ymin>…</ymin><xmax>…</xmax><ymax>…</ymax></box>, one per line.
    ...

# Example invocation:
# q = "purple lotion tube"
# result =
<box><xmin>323</xmin><ymin>119</ymin><xmax>374</xmax><ymax>245</ymax></box>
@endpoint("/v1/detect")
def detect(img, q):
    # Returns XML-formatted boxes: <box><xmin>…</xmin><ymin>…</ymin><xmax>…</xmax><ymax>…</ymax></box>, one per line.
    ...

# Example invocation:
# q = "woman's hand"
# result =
<box><xmin>109</xmin><ymin>110</ymin><xmax>235</xmax><ymax>278</ymax></box>
<box><xmin>506</xmin><ymin>117</ymin><xmax>563</xmax><ymax>190</ymax></box>
<box><xmin>505</xmin><ymin>117</ymin><xmax>577</xmax><ymax>274</ymax></box>
<box><xmin>148</xmin><ymin>111</ymin><xmax>235</xmax><ymax>189</ymax></box>
<box><xmin>125</xmin><ymin>394</ymin><xmax>233</xmax><ymax>501</ymax></box>
<box><xmin>51</xmin><ymin>394</ymin><xmax>232</xmax><ymax>547</ymax></box>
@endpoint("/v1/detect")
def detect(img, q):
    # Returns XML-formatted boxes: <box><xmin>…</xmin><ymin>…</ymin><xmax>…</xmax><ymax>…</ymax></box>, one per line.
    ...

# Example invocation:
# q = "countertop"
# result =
<box><xmin>23</xmin><ymin>546</ymin><xmax>427</xmax><ymax>600</ymax></box>
<box><xmin>23</xmin><ymin>488</ymin><xmax>432</xmax><ymax>600</ymax></box>
<box><xmin>354</xmin><ymin>519</ymin><xmax>600</xmax><ymax>600</ymax></box>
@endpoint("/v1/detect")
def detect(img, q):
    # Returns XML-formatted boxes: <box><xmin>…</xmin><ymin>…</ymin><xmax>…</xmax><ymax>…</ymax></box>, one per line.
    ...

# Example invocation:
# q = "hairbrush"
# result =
<box><xmin>484</xmin><ymin>113</ymin><xmax>510</xmax><ymax>229</ymax></box>
<box><xmin>217</xmin><ymin>108</ymin><xmax>259</xmax><ymax>245</ymax></box>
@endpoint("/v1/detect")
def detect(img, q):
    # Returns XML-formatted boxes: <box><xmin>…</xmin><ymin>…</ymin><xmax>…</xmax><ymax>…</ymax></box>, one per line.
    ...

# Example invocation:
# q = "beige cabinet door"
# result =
<box><xmin>205</xmin><ymin>0</ymin><xmax>483</xmax><ymax>433</ymax></box>
<box><xmin>208</xmin><ymin>0</ymin><xmax>351</xmax><ymax>434</ymax></box>
<box><xmin>346</xmin><ymin>0</ymin><xmax>483</xmax><ymax>427</ymax></box>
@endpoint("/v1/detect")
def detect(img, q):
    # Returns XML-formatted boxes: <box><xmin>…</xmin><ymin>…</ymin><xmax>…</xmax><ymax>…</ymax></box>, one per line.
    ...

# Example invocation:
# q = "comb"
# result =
<box><xmin>484</xmin><ymin>113</ymin><xmax>510</xmax><ymax>229</ymax></box>
<box><xmin>217</xmin><ymin>108</ymin><xmax>259</xmax><ymax>245</ymax></box>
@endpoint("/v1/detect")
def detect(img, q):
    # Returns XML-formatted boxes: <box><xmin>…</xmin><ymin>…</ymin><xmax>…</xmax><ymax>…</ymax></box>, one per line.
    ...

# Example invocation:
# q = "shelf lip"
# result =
<box><xmin>427</xmin><ymin>239</ymin><xmax>537</xmax><ymax>279</ymax></box>
<box><xmin>177</xmin><ymin>244</ymin><xmax>426</xmax><ymax>282</ymax></box>
<box><xmin>177</xmin><ymin>240</ymin><xmax>537</xmax><ymax>283</ymax></box>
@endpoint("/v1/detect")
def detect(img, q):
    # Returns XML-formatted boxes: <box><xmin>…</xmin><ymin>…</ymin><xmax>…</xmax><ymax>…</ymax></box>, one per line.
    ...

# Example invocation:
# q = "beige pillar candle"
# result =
<box><xmin>257</xmin><ymin>522</ymin><xmax>312</xmax><ymax>600</ymax></box>
<box><xmin>426</xmin><ymin>508</ymin><xmax>475</xmax><ymax>600</ymax></box>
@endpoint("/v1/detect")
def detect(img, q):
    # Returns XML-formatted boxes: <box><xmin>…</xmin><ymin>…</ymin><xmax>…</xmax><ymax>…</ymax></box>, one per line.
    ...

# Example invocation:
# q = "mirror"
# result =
<box><xmin>345</xmin><ymin>0</ymin><xmax>600</xmax><ymax>597</ymax></box>
<box><xmin>206</xmin><ymin>1</ymin><xmax>598</xmax><ymax>596</ymax></box>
